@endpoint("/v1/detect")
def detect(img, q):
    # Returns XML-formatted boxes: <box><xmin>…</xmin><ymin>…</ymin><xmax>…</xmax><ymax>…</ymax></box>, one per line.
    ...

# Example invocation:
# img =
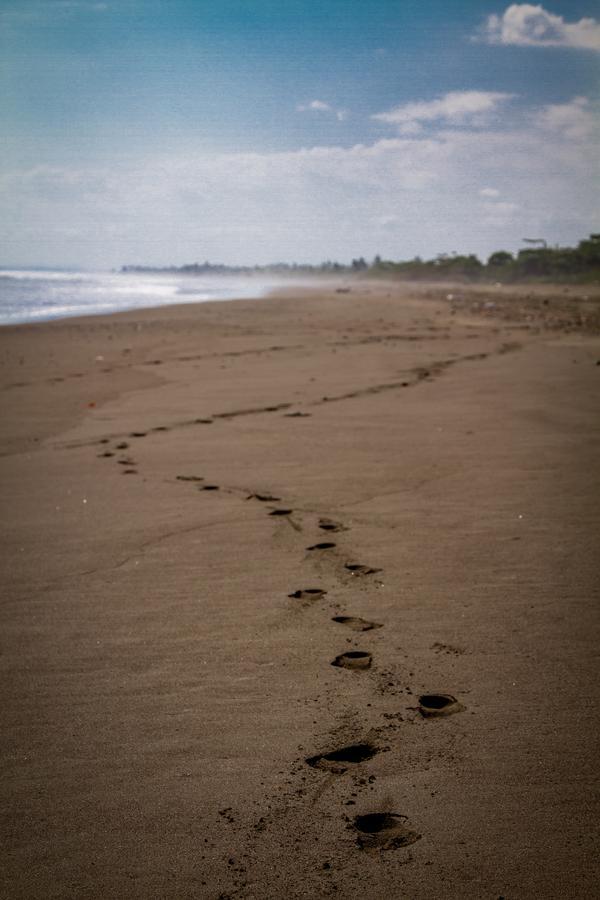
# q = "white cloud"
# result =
<box><xmin>397</xmin><ymin>121</ymin><xmax>423</xmax><ymax>136</ymax></box>
<box><xmin>372</xmin><ymin>91</ymin><xmax>514</xmax><ymax>131</ymax></box>
<box><xmin>297</xmin><ymin>99</ymin><xmax>347</xmax><ymax>121</ymax></box>
<box><xmin>479</xmin><ymin>187</ymin><xmax>501</xmax><ymax>198</ymax></box>
<box><xmin>297</xmin><ymin>100</ymin><xmax>332</xmax><ymax>112</ymax></box>
<box><xmin>535</xmin><ymin>96</ymin><xmax>595</xmax><ymax>139</ymax></box>
<box><xmin>481</xmin><ymin>4</ymin><xmax>600</xmax><ymax>51</ymax></box>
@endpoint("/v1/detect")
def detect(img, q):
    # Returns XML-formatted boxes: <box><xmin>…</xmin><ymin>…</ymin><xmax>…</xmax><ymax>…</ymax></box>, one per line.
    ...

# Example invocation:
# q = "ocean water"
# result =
<box><xmin>0</xmin><ymin>269</ymin><xmax>275</xmax><ymax>326</ymax></box>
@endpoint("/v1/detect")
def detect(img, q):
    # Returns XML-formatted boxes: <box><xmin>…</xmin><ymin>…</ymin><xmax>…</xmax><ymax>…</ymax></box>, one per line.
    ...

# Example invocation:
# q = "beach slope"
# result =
<box><xmin>1</xmin><ymin>283</ymin><xmax>599</xmax><ymax>899</ymax></box>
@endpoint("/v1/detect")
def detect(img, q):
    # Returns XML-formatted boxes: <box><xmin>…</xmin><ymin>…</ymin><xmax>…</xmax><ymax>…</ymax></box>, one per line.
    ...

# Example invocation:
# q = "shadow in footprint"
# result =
<box><xmin>115</xmin><ymin>442</ymin><xmax>129</xmax><ymax>450</ymax></box>
<box><xmin>418</xmin><ymin>693</ymin><xmax>464</xmax><ymax>717</ymax></box>
<box><xmin>176</xmin><ymin>475</ymin><xmax>204</xmax><ymax>482</ymax></box>
<box><xmin>130</xmin><ymin>432</ymin><xmax>147</xmax><ymax>438</ymax></box>
<box><xmin>98</xmin><ymin>451</ymin><xmax>114</xmax><ymax>458</ymax></box>
<box><xmin>318</xmin><ymin>518</ymin><xmax>347</xmax><ymax>533</ymax></box>
<box><xmin>194</xmin><ymin>418</ymin><xmax>213</xmax><ymax>424</ymax></box>
<box><xmin>269</xmin><ymin>508</ymin><xmax>293</xmax><ymax>517</ymax></box>
<box><xmin>332</xmin><ymin>616</ymin><xmax>383</xmax><ymax>632</ymax></box>
<box><xmin>247</xmin><ymin>493</ymin><xmax>281</xmax><ymax>502</ymax></box>
<box><xmin>306</xmin><ymin>742</ymin><xmax>378</xmax><ymax>774</ymax></box>
<box><xmin>307</xmin><ymin>542</ymin><xmax>336</xmax><ymax>551</ymax></box>
<box><xmin>354</xmin><ymin>813</ymin><xmax>421</xmax><ymax>852</ymax></box>
<box><xmin>332</xmin><ymin>651</ymin><xmax>372</xmax><ymax>670</ymax></box>
<box><xmin>288</xmin><ymin>588</ymin><xmax>327</xmax><ymax>600</ymax></box>
<box><xmin>201</xmin><ymin>485</ymin><xmax>220</xmax><ymax>491</ymax></box>
<box><xmin>345</xmin><ymin>563</ymin><xmax>381</xmax><ymax>576</ymax></box>
<box><xmin>284</xmin><ymin>411</ymin><xmax>311</xmax><ymax>418</ymax></box>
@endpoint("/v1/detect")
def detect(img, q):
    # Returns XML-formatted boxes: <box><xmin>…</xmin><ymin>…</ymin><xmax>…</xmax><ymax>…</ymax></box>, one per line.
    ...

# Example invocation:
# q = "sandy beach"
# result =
<box><xmin>1</xmin><ymin>281</ymin><xmax>599</xmax><ymax>899</ymax></box>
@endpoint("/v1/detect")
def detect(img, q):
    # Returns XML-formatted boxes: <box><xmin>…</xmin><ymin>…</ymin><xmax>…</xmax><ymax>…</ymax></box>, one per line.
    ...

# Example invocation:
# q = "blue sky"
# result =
<box><xmin>1</xmin><ymin>0</ymin><xmax>599</xmax><ymax>267</ymax></box>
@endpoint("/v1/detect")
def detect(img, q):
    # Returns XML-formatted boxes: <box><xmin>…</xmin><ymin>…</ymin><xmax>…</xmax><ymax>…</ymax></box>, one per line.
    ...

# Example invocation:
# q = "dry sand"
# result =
<box><xmin>1</xmin><ymin>281</ymin><xmax>599</xmax><ymax>899</ymax></box>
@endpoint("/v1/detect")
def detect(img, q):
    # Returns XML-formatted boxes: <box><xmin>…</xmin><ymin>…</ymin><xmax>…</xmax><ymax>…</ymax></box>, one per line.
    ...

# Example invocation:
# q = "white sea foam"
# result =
<box><xmin>0</xmin><ymin>269</ymin><xmax>88</xmax><ymax>281</ymax></box>
<box><xmin>0</xmin><ymin>269</ymin><xmax>276</xmax><ymax>325</ymax></box>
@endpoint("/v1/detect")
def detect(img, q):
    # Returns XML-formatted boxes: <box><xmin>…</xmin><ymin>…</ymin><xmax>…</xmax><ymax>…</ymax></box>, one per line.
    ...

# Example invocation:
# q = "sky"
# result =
<box><xmin>1</xmin><ymin>0</ymin><xmax>599</xmax><ymax>268</ymax></box>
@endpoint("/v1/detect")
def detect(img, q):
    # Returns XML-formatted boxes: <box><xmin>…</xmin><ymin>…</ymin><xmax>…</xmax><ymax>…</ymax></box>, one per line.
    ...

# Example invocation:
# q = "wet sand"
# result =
<box><xmin>1</xmin><ymin>282</ymin><xmax>599</xmax><ymax>899</ymax></box>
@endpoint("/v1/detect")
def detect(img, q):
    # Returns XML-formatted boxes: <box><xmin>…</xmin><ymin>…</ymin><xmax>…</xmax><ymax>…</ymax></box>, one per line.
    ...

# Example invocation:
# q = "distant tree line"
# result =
<box><xmin>122</xmin><ymin>234</ymin><xmax>600</xmax><ymax>283</ymax></box>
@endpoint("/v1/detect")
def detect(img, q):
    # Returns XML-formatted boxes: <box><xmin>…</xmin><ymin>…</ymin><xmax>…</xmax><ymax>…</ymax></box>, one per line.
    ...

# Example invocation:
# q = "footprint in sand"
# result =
<box><xmin>332</xmin><ymin>616</ymin><xmax>383</xmax><ymax>632</ymax></box>
<box><xmin>247</xmin><ymin>493</ymin><xmax>281</xmax><ymax>502</ymax></box>
<box><xmin>344</xmin><ymin>563</ymin><xmax>381</xmax><ymax>576</ymax></box>
<box><xmin>418</xmin><ymin>693</ymin><xmax>464</xmax><ymax>717</ymax></box>
<box><xmin>318</xmin><ymin>518</ymin><xmax>347</xmax><ymax>533</ymax></box>
<box><xmin>307</xmin><ymin>542</ymin><xmax>336</xmax><ymax>551</ymax></box>
<box><xmin>98</xmin><ymin>451</ymin><xmax>114</xmax><ymax>458</ymax></box>
<box><xmin>201</xmin><ymin>485</ymin><xmax>220</xmax><ymax>491</ymax></box>
<box><xmin>176</xmin><ymin>475</ymin><xmax>204</xmax><ymax>482</ymax></box>
<box><xmin>331</xmin><ymin>651</ymin><xmax>372</xmax><ymax>670</ymax></box>
<box><xmin>353</xmin><ymin>813</ymin><xmax>421</xmax><ymax>852</ymax></box>
<box><xmin>288</xmin><ymin>588</ymin><xmax>327</xmax><ymax>600</ymax></box>
<box><xmin>115</xmin><ymin>442</ymin><xmax>129</xmax><ymax>450</ymax></box>
<box><xmin>431</xmin><ymin>642</ymin><xmax>465</xmax><ymax>657</ymax></box>
<box><xmin>306</xmin><ymin>742</ymin><xmax>379</xmax><ymax>774</ymax></box>
<box><xmin>129</xmin><ymin>431</ymin><xmax>147</xmax><ymax>438</ymax></box>
<box><xmin>269</xmin><ymin>508</ymin><xmax>293</xmax><ymax>517</ymax></box>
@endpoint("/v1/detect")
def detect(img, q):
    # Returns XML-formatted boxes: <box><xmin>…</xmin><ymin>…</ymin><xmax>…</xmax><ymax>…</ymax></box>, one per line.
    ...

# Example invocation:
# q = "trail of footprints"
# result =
<box><xmin>72</xmin><ymin>342</ymin><xmax>524</xmax><ymax>456</ymax></box>
<box><xmin>170</xmin><ymin>465</ymin><xmax>465</xmax><ymax>872</ymax></box>
<box><xmin>94</xmin><ymin>424</ymin><xmax>466</xmax><ymax>888</ymax></box>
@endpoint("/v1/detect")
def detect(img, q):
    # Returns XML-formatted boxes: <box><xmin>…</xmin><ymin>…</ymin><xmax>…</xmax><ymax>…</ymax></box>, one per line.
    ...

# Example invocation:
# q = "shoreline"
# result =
<box><xmin>1</xmin><ymin>282</ymin><xmax>599</xmax><ymax>898</ymax></box>
<box><xmin>2</xmin><ymin>276</ymin><xmax>599</xmax><ymax>332</ymax></box>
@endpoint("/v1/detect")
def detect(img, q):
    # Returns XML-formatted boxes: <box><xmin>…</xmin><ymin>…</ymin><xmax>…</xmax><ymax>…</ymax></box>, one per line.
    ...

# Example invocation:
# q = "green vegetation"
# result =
<box><xmin>122</xmin><ymin>234</ymin><xmax>600</xmax><ymax>283</ymax></box>
<box><xmin>367</xmin><ymin>234</ymin><xmax>600</xmax><ymax>282</ymax></box>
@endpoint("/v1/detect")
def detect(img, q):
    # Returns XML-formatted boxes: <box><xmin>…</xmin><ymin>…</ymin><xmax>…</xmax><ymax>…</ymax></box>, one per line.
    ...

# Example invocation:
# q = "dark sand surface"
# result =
<box><xmin>1</xmin><ymin>282</ymin><xmax>599</xmax><ymax>899</ymax></box>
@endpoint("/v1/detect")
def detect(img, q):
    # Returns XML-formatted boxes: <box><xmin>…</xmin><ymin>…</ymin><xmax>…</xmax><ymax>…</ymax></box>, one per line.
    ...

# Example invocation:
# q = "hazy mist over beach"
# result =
<box><xmin>1</xmin><ymin>0</ymin><xmax>598</xmax><ymax>273</ymax></box>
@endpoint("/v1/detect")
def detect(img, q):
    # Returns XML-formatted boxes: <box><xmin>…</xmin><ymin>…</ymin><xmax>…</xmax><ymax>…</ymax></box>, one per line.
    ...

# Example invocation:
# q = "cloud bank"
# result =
<box><xmin>481</xmin><ymin>4</ymin><xmax>600</xmax><ymax>51</ymax></box>
<box><xmin>1</xmin><ymin>94</ymin><xmax>597</xmax><ymax>267</ymax></box>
